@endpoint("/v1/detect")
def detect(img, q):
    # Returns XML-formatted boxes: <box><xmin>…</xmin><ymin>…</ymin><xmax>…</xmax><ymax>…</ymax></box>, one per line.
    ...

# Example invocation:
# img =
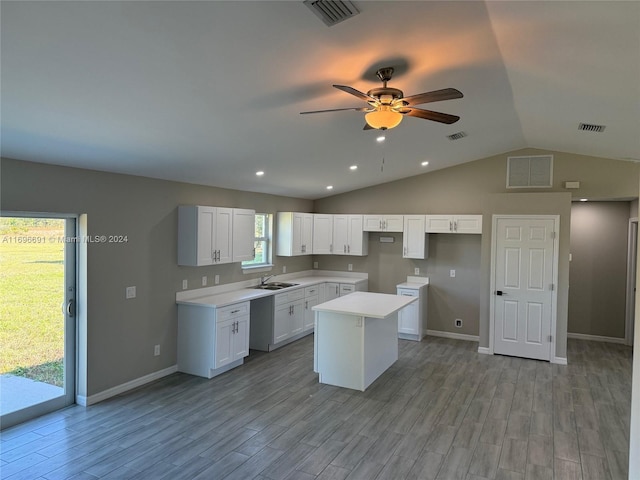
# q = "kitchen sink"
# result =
<box><xmin>252</xmin><ymin>282</ymin><xmax>299</xmax><ymax>290</ymax></box>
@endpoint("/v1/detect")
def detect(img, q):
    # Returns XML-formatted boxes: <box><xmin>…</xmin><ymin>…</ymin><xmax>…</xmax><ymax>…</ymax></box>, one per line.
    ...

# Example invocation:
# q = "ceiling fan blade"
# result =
<box><xmin>300</xmin><ymin>107</ymin><xmax>370</xmax><ymax>115</ymax></box>
<box><xmin>333</xmin><ymin>85</ymin><xmax>377</xmax><ymax>102</ymax></box>
<box><xmin>363</xmin><ymin>123</ymin><xmax>374</xmax><ymax>130</ymax></box>
<box><xmin>402</xmin><ymin>88</ymin><xmax>463</xmax><ymax>106</ymax></box>
<box><xmin>403</xmin><ymin>107</ymin><xmax>460</xmax><ymax>124</ymax></box>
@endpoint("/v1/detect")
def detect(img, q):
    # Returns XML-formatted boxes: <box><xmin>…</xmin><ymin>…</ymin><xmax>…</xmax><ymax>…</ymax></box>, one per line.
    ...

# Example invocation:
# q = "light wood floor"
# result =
<box><xmin>0</xmin><ymin>336</ymin><xmax>632</xmax><ymax>480</ymax></box>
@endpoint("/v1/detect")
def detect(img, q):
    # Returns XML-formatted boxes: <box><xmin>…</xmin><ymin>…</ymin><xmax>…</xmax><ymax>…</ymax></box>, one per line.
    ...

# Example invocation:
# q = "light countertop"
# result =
<box><xmin>176</xmin><ymin>272</ymin><xmax>368</xmax><ymax>308</ymax></box>
<box><xmin>312</xmin><ymin>291</ymin><xmax>417</xmax><ymax>319</ymax></box>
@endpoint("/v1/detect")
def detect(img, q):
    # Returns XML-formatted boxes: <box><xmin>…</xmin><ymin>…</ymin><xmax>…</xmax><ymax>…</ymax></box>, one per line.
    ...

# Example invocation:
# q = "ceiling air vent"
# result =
<box><xmin>304</xmin><ymin>0</ymin><xmax>359</xmax><ymax>26</ymax></box>
<box><xmin>447</xmin><ymin>131</ymin><xmax>467</xmax><ymax>141</ymax></box>
<box><xmin>507</xmin><ymin>155</ymin><xmax>553</xmax><ymax>188</ymax></box>
<box><xmin>578</xmin><ymin>123</ymin><xmax>606</xmax><ymax>133</ymax></box>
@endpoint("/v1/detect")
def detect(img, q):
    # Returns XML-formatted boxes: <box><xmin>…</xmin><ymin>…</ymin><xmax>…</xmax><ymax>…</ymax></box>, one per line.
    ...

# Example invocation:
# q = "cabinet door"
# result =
<box><xmin>325</xmin><ymin>282</ymin><xmax>340</xmax><ymax>301</ymax></box>
<box><xmin>347</xmin><ymin>215</ymin><xmax>367</xmax><ymax>256</ymax></box>
<box><xmin>383</xmin><ymin>215</ymin><xmax>404</xmax><ymax>232</ymax></box>
<box><xmin>232</xmin><ymin>316</ymin><xmax>249</xmax><ymax>361</ymax></box>
<box><xmin>291</xmin><ymin>213</ymin><xmax>304</xmax><ymax>255</ymax></box>
<box><xmin>232</xmin><ymin>209</ymin><xmax>256</xmax><ymax>262</ymax></box>
<box><xmin>332</xmin><ymin>215</ymin><xmax>349</xmax><ymax>255</ymax></box>
<box><xmin>313</xmin><ymin>214</ymin><xmax>333</xmax><ymax>254</ymax></box>
<box><xmin>196</xmin><ymin>206</ymin><xmax>216</xmax><ymax>265</ymax></box>
<box><xmin>304</xmin><ymin>296</ymin><xmax>319</xmax><ymax>331</ymax></box>
<box><xmin>398</xmin><ymin>302</ymin><xmax>419</xmax><ymax>335</ymax></box>
<box><xmin>363</xmin><ymin>215</ymin><xmax>384</xmax><ymax>232</ymax></box>
<box><xmin>274</xmin><ymin>303</ymin><xmax>292</xmax><ymax>343</ymax></box>
<box><xmin>301</xmin><ymin>214</ymin><xmax>314</xmax><ymax>254</ymax></box>
<box><xmin>215</xmin><ymin>207</ymin><xmax>234</xmax><ymax>264</ymax></box>
<box><xmin>290</xmin><ymin>299</ymin><xmax>304</xmax><ymax>336</ymax></box>
<box><xmin>453</xmin><ymin>215</ymin><xmax>483</xmax><ymax>234</ymax></box>
<box><xmin>425</xmin><ymin>215</ymin><xmax>453</xmax><ymax>233</ymax></box>
<box><xmin>215</xmin><ymin>319</ymin><xmax>233</xmax><ymax>368</ymax></box>
<box><xmin>403</xmin><ymin>215</ymin><xmax>427</xmax><ymax>259</ymax></box>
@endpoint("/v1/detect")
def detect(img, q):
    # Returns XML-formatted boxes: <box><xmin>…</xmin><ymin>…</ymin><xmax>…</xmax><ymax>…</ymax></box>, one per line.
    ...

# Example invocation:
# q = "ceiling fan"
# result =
<box><xmin>300</xmin><ymin>67</ymin><xmax>463</xmax><ymax>130</ymax></box>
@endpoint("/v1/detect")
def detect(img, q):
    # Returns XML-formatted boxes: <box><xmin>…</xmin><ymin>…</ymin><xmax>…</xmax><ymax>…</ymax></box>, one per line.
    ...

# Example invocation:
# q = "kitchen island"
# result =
<box><xmin>312</xmin><ymin>291</ymin><xmax>417</xmax><ymax>391</ymax></box>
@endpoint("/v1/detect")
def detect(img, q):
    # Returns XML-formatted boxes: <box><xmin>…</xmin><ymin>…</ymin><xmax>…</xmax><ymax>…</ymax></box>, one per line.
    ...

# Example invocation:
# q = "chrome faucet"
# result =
<box><xmin>260</xmin><ymin>274</ymin><xmax>275</xmax><ymax>285</ymax></box>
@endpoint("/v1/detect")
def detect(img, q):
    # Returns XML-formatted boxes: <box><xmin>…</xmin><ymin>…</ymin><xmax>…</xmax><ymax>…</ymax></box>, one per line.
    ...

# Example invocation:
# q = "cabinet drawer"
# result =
<box><xmin>304</xmin><ymin>285</ymin><xmax>320</xmax><ymax>297</ymax></box>
<box><xmin>274</xmin><ymin>288</ymin><xmax>304</xmax><ymax>306</ymax></box>
<box><xmin>340</xmin><ymin>284</ymin><xmax>355</xmax><ymax>295</ymax></box>
<box><xmin>397</xmin><ymin>288</ymin><xmax>418</xmax><ymax>297</ymax></box>
<box><xmin>217</xmin><ymin>301</ymin><xmax>250</xmax><ymax>321</ymax></box>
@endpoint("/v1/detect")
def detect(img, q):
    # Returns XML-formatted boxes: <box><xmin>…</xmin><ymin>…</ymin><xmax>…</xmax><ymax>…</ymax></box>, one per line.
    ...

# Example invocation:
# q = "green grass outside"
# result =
<box><xmin>0</xmin><ymin>219</ymin><xmax>65</xmax><ymax>387</ymax></box>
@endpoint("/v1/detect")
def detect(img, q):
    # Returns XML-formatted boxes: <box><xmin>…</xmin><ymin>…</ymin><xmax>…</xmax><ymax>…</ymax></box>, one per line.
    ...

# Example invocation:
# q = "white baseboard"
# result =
<box><xmin>76</xmin><ymin>365</ymin><xmax>178</xmax><ymax>407</ymax></box>
<box><xmin>477</xmin><ymin>347</ymin><xmax>491</xmax><ymax>355</ymax></box>
<box><xmin>426</xmin><ymin>329</ymin><xmax>479</xmax><ymax>342</ymax></box>
<box><xmin>567</xmin><ymin>332</ymin><xmax>626</xmax><ymax>345</ymax></box>
<box><xmin>552</xmin><ymin>356</ymin><xmax>568</xmax><ymax>365</ymax></box>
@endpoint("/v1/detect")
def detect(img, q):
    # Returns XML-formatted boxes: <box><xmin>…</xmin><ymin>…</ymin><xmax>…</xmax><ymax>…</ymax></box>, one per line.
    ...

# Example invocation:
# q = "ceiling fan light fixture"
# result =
<box><xmin>365</xmin><ymin>106</ymin><xmax>403</xmax><ymax>130</ymax></box>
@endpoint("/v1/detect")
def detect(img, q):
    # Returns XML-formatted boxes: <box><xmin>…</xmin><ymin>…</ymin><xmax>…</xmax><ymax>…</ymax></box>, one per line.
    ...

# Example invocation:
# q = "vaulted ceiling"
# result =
<box><xmin>2</xmin><ymin>1</ymin><xmax>639</xmax><ymax>199</ymax></box>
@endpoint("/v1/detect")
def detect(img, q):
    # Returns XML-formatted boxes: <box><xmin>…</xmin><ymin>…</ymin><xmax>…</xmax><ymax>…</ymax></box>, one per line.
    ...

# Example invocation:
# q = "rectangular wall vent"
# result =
<box><xmin>447</xmin><ymin>131</ymin><xmax>467</xmax><ymax>141</ymax></box>
<box><xmin>578</xmin><ymin>123</ymin><xmax>606</xmax><ymax>133</ymax></box>
<box><xmin>507</xmin><ymin>155</ymin><xmax>553</xmax><ymax>188</ymax></box>
<box><xmin>304</xmin><ymin>0</ymin><xmax>359</xmax><ymax>26</ymax></box>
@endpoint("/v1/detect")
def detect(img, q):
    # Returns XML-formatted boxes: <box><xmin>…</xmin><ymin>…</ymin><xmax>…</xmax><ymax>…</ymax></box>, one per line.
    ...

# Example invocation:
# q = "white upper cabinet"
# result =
<box><xmin>178</xmin><ymin>205</ymin><xmax>234</xmax><ymax>266</ymax></box>
<box><xmin>363</xmin><ymin>215</ymin><xmax>404</xmax><ymax>232</ymax></box>
<box><xmin>333</xmin><ymin>215</ymin><xmax>368</xmax><ymax>256</ymax></box>
<box><xmin>403</xmin><ymin>215</ymin><xmax>428</xmax><ymax>259</ymax></box>
<box><xmin>425</xmin><ymin>215</ymin><xmax>482</xmax><ymax>234</ymax></box>
<box><xmin>232</xmin><ymin>209</ymin><xmax>256</xmax><ymax>262</ymax></box>
<box><xmin>178</xmin><ymin>205</ymin><xmax>254</xmax><ymax>266</ymax></box>
<box><xmin>312</xmin><ymin>214</ymin><xmax>333</xmax><ymax>254</ymax></box>
<box><xmin>276</xmin><ymin>212</ymin><xmax>313</xmax><ymax>256</ymax></box>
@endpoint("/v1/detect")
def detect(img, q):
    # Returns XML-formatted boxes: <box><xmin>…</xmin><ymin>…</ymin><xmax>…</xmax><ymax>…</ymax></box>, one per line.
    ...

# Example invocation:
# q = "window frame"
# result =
<box><xmin>241</xmin><ymin>212</ymin><xmax>273</xmax><ymax>272</ymax></box>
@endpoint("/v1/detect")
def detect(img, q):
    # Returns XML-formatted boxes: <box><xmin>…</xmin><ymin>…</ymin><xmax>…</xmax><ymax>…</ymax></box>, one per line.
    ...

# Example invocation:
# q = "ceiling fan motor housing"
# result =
<box><xmin>367</xmin><ymin>87</ymin><xmax>404</xmax><ymax>105</ymax></box>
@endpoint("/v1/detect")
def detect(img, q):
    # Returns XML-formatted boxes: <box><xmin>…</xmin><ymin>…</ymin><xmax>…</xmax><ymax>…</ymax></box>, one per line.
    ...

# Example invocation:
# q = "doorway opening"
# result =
<box><xmin>0</xmin><ymin>215</ymin><xmax>76</xmax><ymax>429</ymax></box>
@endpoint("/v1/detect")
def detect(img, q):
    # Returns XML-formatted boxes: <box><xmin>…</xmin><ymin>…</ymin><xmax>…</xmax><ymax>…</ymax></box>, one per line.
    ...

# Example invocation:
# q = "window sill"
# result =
<box><xmin>242</xmin><ymin>264</ymin><xmax>274</xmax><ymax>274</ymax></box>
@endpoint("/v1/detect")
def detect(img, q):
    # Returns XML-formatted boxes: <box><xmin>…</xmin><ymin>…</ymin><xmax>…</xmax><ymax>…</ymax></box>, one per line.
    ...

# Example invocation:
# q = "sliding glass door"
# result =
<box><xmin>0</xmin><ymin>215</ymin><xmax>76</xmax><ymax>429</ymax></box>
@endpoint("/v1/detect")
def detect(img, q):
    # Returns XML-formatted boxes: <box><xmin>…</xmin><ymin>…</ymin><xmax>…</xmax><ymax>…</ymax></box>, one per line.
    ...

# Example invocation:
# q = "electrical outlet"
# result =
<box><xmin>455</xmin><ymin>319</ymin><xmax>463</xmax><ymax>328</ymax></box>
<box><xmin>313</xmin><ymin>261</ymin><xmax>319</xmax><ymax>269</ymax></box>
<box><xmin>214</xmin><ymin>274</ymin><xmax>220</xmax><ymax>285</ymax></box>
<box><xmin>154</xmin><ymin>344</ymin><xmax>160</xmax><ymax>356</ymax></box>
<box><xmin>450</xmin><ymin>269</ymin><xmax>456</xmax><ymax>278</ymax></box>
<box><xmin>202</xmin><ymin>276</ymin><xmax>207</xmax><ymax>286</ymax></box>
<box><xmin>182</xmin><ymin>279</ymin><xmax>188</xmax><ymax>290</ymax></box>
<box><xmin>282</xmin><ymin>266</ymin><xmax>287</xmax><ymax>273</ymax></box>
<box><xmin>414</xmin><ymin>268</ymin><xmax>420</xmax><ymax>275</ymax></box>
<box><xmin>126</xmin><ymin>286</ymin><xmax>136</xmax><ymax>299</ymax></box>
<box><xmin>348</xmin><ymin>264</ymin><xmax>353</xmax><ymax>271</ymax></box>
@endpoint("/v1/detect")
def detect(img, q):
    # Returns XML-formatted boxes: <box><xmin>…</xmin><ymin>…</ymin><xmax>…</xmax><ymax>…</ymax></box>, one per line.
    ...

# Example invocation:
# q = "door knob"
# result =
<box><xmin>496</xmin><ymin>290</ymin><xmax>506</xmax><ymax>296</ymax></box>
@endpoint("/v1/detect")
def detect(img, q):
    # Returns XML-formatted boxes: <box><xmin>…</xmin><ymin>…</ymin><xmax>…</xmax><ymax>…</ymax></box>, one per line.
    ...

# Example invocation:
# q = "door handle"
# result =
<box><xmin>496</xmin><ymin>290</ymin><xmax>506</xmax><ymax>296</ymax></box>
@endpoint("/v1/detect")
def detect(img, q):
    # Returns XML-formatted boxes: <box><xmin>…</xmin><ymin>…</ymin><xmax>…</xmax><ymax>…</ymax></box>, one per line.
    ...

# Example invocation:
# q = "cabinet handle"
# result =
<box><xmin>449</xmin><ymin>221</ymin><xmax>453</xmax><ymax>232</ymax></box>
<box><xmin>335</xmin><ymin>286</ymin><xmax>339</xmax><ymax>294</ymax></box>
<box><xmin>253</xmin><ymin>248</ymin><xmax>256</xmax><ymax>259</ymax></box>
<box><xmin>231</xmin><ymin>309</ymin><xmax>240</xmax><ymax>314</ymax></box>
<box><xmin>383</xmin><ymin>220</ymin><xmax>386</xmax><ymax>230</ymax></box>
<box><xmin>305</xmin><ymin>301</ymin><xmax>308</xmax><ymax>309</ymax></box>
<box><xmin>403</xmin><ymin>246</ymin><xmax>407</xmax><ymax>256</ymax></box>
<box><xmin>347</xmin><ymin>244</ymin><xmax>350</xmax><ymax>253</ymax></box>
<box><xmin>343</xmin><ymin>244</ymin><xmax>346</xmax><ymax>253</ymax></box>
<box><xmin>380</xmin><ymin>220</ymin><xmax>383</xmax><ymax>230</ymax></box>
<box><xmin>453</xmin><ymin>221</ymin><xmax>458</xmax><ymax>232</ymax></box>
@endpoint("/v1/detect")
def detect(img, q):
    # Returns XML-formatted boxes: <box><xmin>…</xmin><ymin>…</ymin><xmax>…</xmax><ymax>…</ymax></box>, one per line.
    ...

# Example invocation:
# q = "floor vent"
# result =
<box><xmin>447</xmin><ymin>131</ymin><xmax>467</xmax><ymax>141</ymax></box>
<box><xmin>578</xmin><ymin>123</ymin><xmax>606</xmax><ymax>133</ymax></box>
<box><xmin>304</xmin><ymin>0</ymin><xmax>359</xmax><ymax>26</ymax></box>
<box><xmin>507</xmin><ymin>155</ymin><xmax>553</xmax><ymax>188</ymax></box>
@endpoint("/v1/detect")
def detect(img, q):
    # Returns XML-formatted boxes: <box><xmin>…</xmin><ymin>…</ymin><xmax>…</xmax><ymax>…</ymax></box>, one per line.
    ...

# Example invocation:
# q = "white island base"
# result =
<box><xmin>313</xmin><ymin>292</ymin><xmax>417</xmax><ymax>391</ymax></box>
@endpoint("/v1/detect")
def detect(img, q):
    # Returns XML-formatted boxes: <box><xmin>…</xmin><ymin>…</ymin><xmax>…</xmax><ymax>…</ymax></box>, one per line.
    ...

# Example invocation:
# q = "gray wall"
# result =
<box><xmin>569</xmin><ymin>201</ymin><xmax>631</xmax><ymax>338</ymax></box>
<box><xmin>314</xmin><ymin>148</ymin><xmax>639</xmax><ymax>359</ymax></box>
<box><xmin>1</xmin><ymin>158</ymin><xmax>313</xmax><ymax>396</ymax></box>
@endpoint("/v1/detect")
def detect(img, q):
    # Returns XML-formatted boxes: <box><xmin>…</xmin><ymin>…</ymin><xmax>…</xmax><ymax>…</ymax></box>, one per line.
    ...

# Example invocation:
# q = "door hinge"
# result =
<box><xmin>550</xmin><ymin>283</ymin><xmax>554</xmax><ymax>291</ymax></box>
<box><xmin>548</xmin><ymin>335</ymin><xmax>553</xmax><ymax>342</ymax></box>
<box><xmin>551</xmin><ymin>231</ymin><xmax>556</xmax><ymax>239</ymax></box>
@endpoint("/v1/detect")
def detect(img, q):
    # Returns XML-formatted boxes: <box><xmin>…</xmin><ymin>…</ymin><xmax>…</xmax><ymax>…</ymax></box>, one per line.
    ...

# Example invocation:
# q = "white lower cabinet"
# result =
<box><xmin>396</xmin><ymin>279</ymin><xmax>428</xmax><ymax>341</ymax></box>
<box><xmin>273</xmin><ymin>288</ymin><xmax>305</xmax><ymax>344</ymax></box>
<box><xmin>178</xmin><ymin>301</ymin><xmax>250</xmax><ymax>378</ymax></box>
<box><xmin>304</xmin><ymin>285</ymin><xmax>320</xmax><ymax>332</ymax></box>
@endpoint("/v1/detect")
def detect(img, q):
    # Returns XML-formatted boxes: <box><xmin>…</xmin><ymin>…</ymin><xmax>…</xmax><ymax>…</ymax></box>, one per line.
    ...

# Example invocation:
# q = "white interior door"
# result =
<box><xmin>493</xmin><ymin>217</ymin><xmax>556</xmax><ymax>361</ymax></box>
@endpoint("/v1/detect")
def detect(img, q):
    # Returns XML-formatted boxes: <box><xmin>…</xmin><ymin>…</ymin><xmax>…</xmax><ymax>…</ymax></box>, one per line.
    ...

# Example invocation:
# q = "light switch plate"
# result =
<box><xmin>126</xmin><ymin>286</ymin><xmax>136</xmax><ymax>299</ymax></box>
<box><xmin>450</xmin><ymin>270</ymin><xmax>456</xmax><ymax>278</ymax></box>
<box><xmin>214</xmin><ymin>275</ymin><xmax>220</xmax><ymax>284</ymax></box>
<box><xmin>414</xmin><ymin>268</ymin><xmax>420</xmax><ymax>275</ymax></box>
<box><xmin>182</xmin><ymin>279</ymin><xmax>188</xmax><ymax>290</ymax></box>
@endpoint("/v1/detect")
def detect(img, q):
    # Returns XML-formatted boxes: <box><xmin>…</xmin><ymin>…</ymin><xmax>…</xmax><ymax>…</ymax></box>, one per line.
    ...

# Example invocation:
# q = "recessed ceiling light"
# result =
<box><xmin>580</xmin><ymin>198</ymin><xmax>588</xmax><ymax>202</ymax></box>
<box><xmin>349</xmin><ymin>165</ymin><xmax>358</xmax><ymax>171</ymax></box>
<box><xmin>256</xmin><ymin>171</ymin><xmax>264</xmax><ymax>176</ymax></box>
<box><xmin>376</xmin><ymin>136</ymin><xmax>386</xmax><ymax>143</ymax></box>
<box><xmin>421</xmin><ymin>161</ymin><xmax>429</xmax><ymax>166</ymax></box>
<box><xmin>326</xmin><ymin>185</ymin><xmax>333</xmax><ymax>190</ymax></box>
